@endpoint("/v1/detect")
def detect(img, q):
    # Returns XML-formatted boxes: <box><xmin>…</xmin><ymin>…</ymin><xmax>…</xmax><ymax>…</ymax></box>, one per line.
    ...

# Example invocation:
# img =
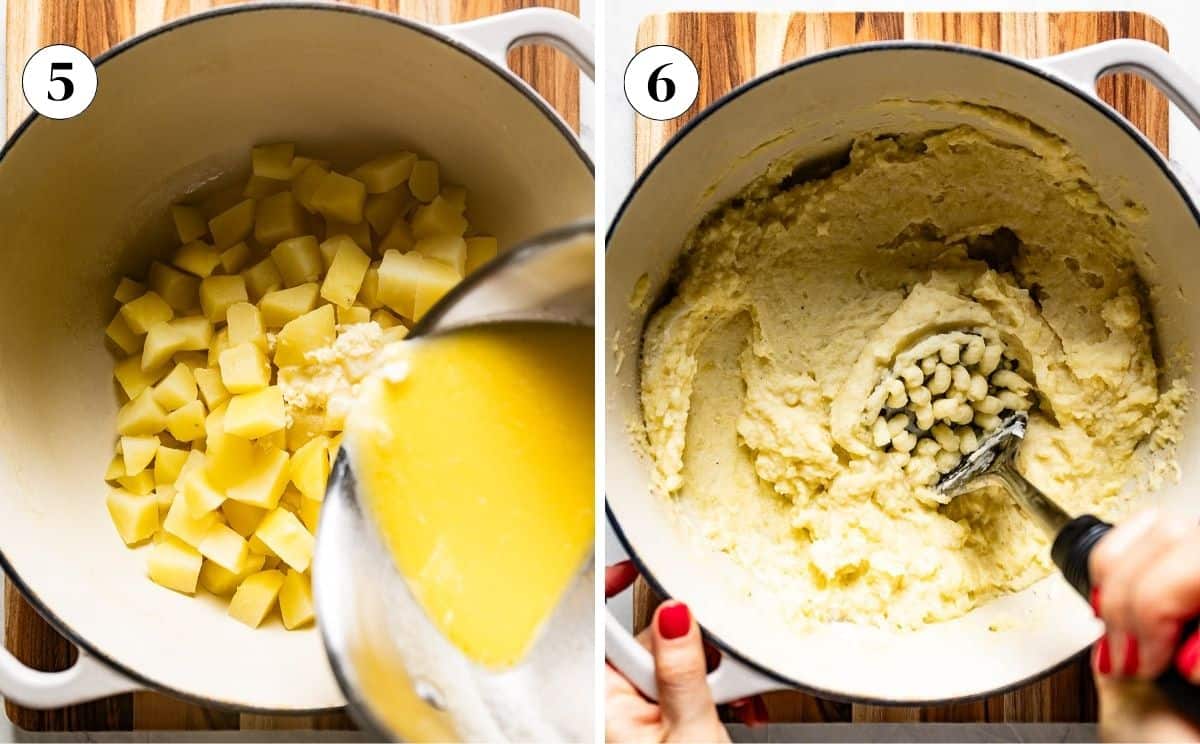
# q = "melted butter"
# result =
<box><xmin>348</xmin><ymin>322</ymin><xmax>593</xmax><ymax>668</ymax></box>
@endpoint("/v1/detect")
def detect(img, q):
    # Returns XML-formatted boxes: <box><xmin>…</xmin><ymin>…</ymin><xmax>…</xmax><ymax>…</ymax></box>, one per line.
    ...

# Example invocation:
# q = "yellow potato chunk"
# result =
<box><xmin>298</xmin><ymin>497</ymin><xmax>322</xmax><ymax>534</ymax></box>
<box><xmin>441</xmin><ymin>184</ymin><xmax>467</xmax><ymax>210</ymax></box>
<box><xmin>147</xmin><ymin>536</ymin><xmax>203</xmax><ymax>595</ymax></box>
<box><xmin>279</xmin><ymin>571</ymin><xmax>315</xmax><ymax>630</ymax></box>
<box><xmin>170</xmin><ymin>316</ymin><xmax>214</xmax><ymax>351</ymax></box>
<box><xmin>209</xmin><ymin>198</ymin><xmax>256</xmax><ymax>248</ymax></box>
<box><xmin>364</xmin><ymin>188</ymin><xmax>411</xmax><ymax>235</ymax></box>
<box><xmin>219</xmin><ymin>241</ymin><xmax>251</xmax><ymax>274</ymax></box>
<box><xmin>205</xmin><ymin>431</ymin><xmax>255</xmax><ymax>489</ymax></box>
<box><xmin>271</xmin><ymin>235</ymin><xmax>323</xmax><ymax>287</ymax></box>
<box><xmin>173</xmin><ymin>350</ymin><xmax>208</xmax><ymax>369</ymax></box>
<box><xmin>254</xmin><ymin>508</ymin><xmax>315</xmax><ymax>572</ymax></box>
<box><xmin>292</xmin><ymin>162</ymin><xmax>330</xmax><ymax>213</ymax></box>
<box><xmin>142</xmin><ymin>321</ymin><xmax>188</xmax><ymax>371</ymax></box>
<box><xmin>193</xmin><ymin>367</ymin><xmax>230</xmax><ymax>410</ymax></box>
<box><xmin>465</xmin><ymin>236</ymin><xmax>498</xmax><ymax>273</ymax></box>
<box><xmin>120</xmin><ymin>435</ymin><xmax>159</xmax><ymax>475</ymax></box>
<box><xmin>198</xmin><ymin>522</ymin><xmax>250</xmax><ymax>573</ymax></box>
<box><xmin>242</xmin><ymin>257</ymin><xmax>284</xmax><ymax>301</ymax></box>
<box><xmin>155</xmin><ymin>446</ymin><xmax>190</xmax><ymax>486</ymax></box>
<box><xmin>286</xmin><ymin>411</ymin><xmax>326</xmax><ymax>451</ymax></box>
<box><xmin>164</xmin><ymin>399</ymin><xmax>204</xmax><ymax>441</ymax></box>
<box><xmin>311</xmin><ymin>171</ymin><xmax>366</xmax><ymax>223</ymax></box>
<box><xmin>378</xmin><ymin>219</ymin><xmax>415</xmax><ymax>255</ymax></box>
<box><xmin>288</xmin><ymin>156</ymin><xmax>327</xmax><ymax>179</ymax></box>
<box><xmin>251</xmin><ymin>143</ymin><xmax>294</xmax><ymax>180</ymax></box>
<box><xmin>416</xmin><ymin>234</ymin><xmax>467</xmax><ymax>275</ymax></box>
<box><xmin>223</xmin><ymin>500</ymin><xmax>267</xmax><ymax>538</ymax></box>
<box><xmin>199</xmin><ymin>275</ymin><xmax>249</xmax><ymax>323</ymax></box>
<box><xmin>371</xmin><ymin>308</ymin><xmax>401</xmax><ymax>329</ymax></box>
<box><xmin>120</xmin><ymin>291</ymin><xmax>174</xmax><ymax>335</ymax></box>
<box><xmin>173</xmin><ymin>241</ymin><xmax>222</xmax><ymax>278</ymax></box>
<box><xmin>275</xmin><ymin>304</ymin><xmax>335</xmax><ymax>367</ymax></box>
<box><xmin>205</xmin><ymin>401</ymin><xmax>228</xmax><ymax>439</ymax></box>
<box><xmin>352</xmin><ymin>151</ymin><xmax>417</xmax><ymax>193</ymax></box>
<box><xmin>289</xmin><ymin>435</ymin><xmax>329</xmax><ymax>502</ymax></box>
<box><xmin>181</xmin><ymin>466</ymin><xmax>226</xmax><ymax>517</ymax></box>
<box><xmin>105</xmin><ymin>455</ymin><xmax>125</xmax><ymax>482</ymax></box>
<box><xmin>377</xmin><ymin>250</ymin><xmax>421</xmax><ymax>319</ymax></box>
<box><xmin>226</xmin><ymin>301</ymin><xmax>267</xmax><ymax>350</ymax></box>
<box><xmin>219</xmin><ymin>342</ymin><xmax>272</xmax><ymax>393</ymax></box>
<box><xmin>114</xmin><ymin>277</ymin><xmax>146</xmax><ymax>304</ymax></box>
<box><xmin>199</xmin><ymin>552</ymin><xmax>266</xmax><ymax>596</ymax></box>
<box><xmin>243</xmin><ymin>174</ymin><xmax>287</xmax><ymax>200</ymax></box>
<box><xmin>207</xmin><ymin>327</ymin><xmax>230</xmax><ymax>367</ymax></box>
<box><xmin>117</xmin><ymin>389</ymin><xmax>168</xmax><ymax>436</ymax></box>
<box><xmin>411</xmin><ymin>196</ymin><xmax>467</xmax><ymax>239</ymax></box>
<box><xmin>408</xmin><ymin>160</ymin><xmax>439</xmax><ymax>202</ymax></box>
<box><xmin>117</xmin><ymin>469</ymin><xmax>155</xmax><ymax>496</ymax></box>
<box><xmin>106</xmin><ymin>314</ymin><xmax>141</xmax><ymax>355</ymax></box>
<box><xmin>255</xmin><ymin>191</ymin><xmax>308</xmax><ymax>247</ymax></box>
<box><xmin>153</xmin><ymin>363</ymin><xmax>197</xmax><ymax>411</ymax></box>
<box><xmin>337</xmin><ymin>305</ymin><xmax>371</xmax><ymax>326</ymax></box>
<box><xmin>259</xmin><ymin>283</ymin><xmax>319</xmax><ymax>328</ymax></box>
<box><xmin>414</xmin><ymin>260</ymin><xmax>460</xmax><ymax>320</ymax></box>
<box><xmin>319</xmin><ymin>236</ymin><xmax>370</xmax><ymax>308</ymax></box>
<box><xmin>170</xmin><ymin>204</ymin><xmax>208</xmax><ymax>243</ymax></box>
<box><xmin>114</xmin><ymin>355</ymin><xmax>167</xmax><ymax>399</ymax></box>
<box><xmin>163</xmin><ymin>489</ymin><xmax>219</xmax><ymax>548</ymax></box>
<box><xmin>358</xmin><ymin>267</ymin><xmax>383</xmax><ymax>309</ymax></box>
<box><xmin>228</xmin><ymin>570</ymin><xmax>285</xmax><ymax>627</ymax></box>
<box><xmin>149</xmin><ymin>261</ymin><xmax>201</xmax><ymax>312</ymax></box>
<box><xmin>224</xmin><ymin>387</ymin><xmax>286</xmax><ymax>439</ymax></box>
<box><xmin>107</xmin><ymin>489</ymin><xmax>158</xmax><ymax>545</ymax></box>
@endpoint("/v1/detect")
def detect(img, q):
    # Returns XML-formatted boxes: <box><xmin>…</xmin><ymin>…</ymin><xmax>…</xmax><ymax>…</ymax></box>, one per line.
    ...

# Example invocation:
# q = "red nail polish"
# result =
<box><xmin>1097</xmin><ymin>635</ymin><xmax>1112</xmax><ymax>675</ymax></box>
<box><xmin>1090</xmin><ymin>586</ymin><xmax>1101</xmax><ymax>617</ymax></box>
<box><xmin>752</xmin><ymin>695</ymin><xmax>769</xmax><ymax>726</ymax></box>
<box><xmin>1122</xmin><ymin>636</ymin><xmax>1139</xmax><ymax>676</ymax></box>
<box><xmin>1176</xmin><ymin>632</ymin><xmax>1200</xmax><ymax>678</ymax></box>
<box><xmin>658</xmin><ymin>602</ymin><xmax>691</xmax><ymax>640</ymax></box>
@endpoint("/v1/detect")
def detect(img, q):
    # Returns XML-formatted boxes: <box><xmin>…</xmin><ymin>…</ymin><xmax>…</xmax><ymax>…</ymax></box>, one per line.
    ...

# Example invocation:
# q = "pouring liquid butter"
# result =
<box><xmin>345</xmin><ymin>321</ymin><xmax>594</xmax><ymax>668</ymax></box>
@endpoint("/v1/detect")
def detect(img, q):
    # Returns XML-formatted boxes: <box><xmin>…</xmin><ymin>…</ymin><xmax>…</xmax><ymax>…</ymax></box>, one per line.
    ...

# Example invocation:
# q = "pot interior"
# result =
<box><xmin>606</xmin><ymin>44</ymin><xmax>1200</xmax><ymax>703</ymax></box>
<box><xmin>0</xmin><ymin>6</ymin><xmax>590</xmax><ymax>711</ymax></box>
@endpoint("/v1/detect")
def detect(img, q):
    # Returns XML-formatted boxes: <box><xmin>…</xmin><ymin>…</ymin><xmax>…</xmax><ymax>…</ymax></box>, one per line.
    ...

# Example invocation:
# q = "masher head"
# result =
<box><xmin>936</xmin><ymin>412</ymin><xmax>1028</xmax><ymax>501</ymax></box>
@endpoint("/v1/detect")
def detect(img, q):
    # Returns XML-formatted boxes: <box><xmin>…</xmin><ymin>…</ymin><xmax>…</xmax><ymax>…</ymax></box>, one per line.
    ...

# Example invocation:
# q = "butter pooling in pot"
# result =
<box><xmin>639</xmin><ymin>117</ymin><xmax>1189</xmax><ymax>628</ymax></box>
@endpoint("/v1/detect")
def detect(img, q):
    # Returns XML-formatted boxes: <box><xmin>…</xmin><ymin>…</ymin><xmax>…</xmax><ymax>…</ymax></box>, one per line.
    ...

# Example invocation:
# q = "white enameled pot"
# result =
<box><xmin>606</xmin><ymin>40</ymin><xmax>1200</xmax><ymax>705</ymax></box>
<box><xmin>0</xmin><ymin>3</ymin><xmax>592</xmax><ymax>713</ymax></box>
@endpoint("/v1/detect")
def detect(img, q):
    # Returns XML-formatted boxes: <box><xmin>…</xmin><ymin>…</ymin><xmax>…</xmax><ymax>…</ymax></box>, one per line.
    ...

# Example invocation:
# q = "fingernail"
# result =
<box><xmin>1121</xmin><ymin>635</ymin><xmax>1139</xmax><ymax>676</ymax></box>
<box><xmin>1176</xmin><ymin>632</ymin><xmax>1200</xmax><ymax>678</ymax></box>
<box><xmin>658</xmin><ymin>602</ymin><xmax>691</xmax><ymax>640</ymax></box>
<box><xmin>1090</xmin><ymin>586</ymin><xmax>1101</xmax><ymax>617</ymax></box>
<box><xmin>1097</xmin><ymin>635</ymin><xmax>1112</xmax><ymax>675</ymax></box>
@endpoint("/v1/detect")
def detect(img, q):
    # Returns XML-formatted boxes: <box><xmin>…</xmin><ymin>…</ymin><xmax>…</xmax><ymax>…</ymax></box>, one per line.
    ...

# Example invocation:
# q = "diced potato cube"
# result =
<box><xmin>114</xmin><ymin>355</ymin><xmax>167</xmax><ymax>399</ymax></box>
<box><xmin>118</xmin><ymin>469</ymin><xmax>155</xmax><ymax>496</ymax></box>
<box><xmin>155</xmin><ymin>446</ymin><xmax>190</xmax><ymax>485</ymax></box>
<box><xmin>242</xmin><ymin>257</ymin><xmax>284</xmax><ymax>302</ymax></box>
<box><xmin>220</xmin><ymin>241</ymin><xmax>251</xmax><ymax>273</ymax></box>
<box><xmin>226</xmin><ymin>302</ymin><xmax>266</xmax><ymax>349</ymax></box>
<box><xmin>206</xmin><ymin>431</ymin><xmax>256</xmax><ymax>488</ymax></box>
<box><xmin>286</xmin><ymin>411</ymin><xmax>326</xmax><ymax>451</ymax></box>
<box><xmin>173</xmin><ymin>241</ymin><xmax>222</xmax><ymax>278</ymax></box>
<box><xmin>107</xmin><ymin>489</ymin><xmax>159</xmax><ymax>545</ymax></box>
<box><xmin>199</xmin><ymin>275</ymin><xmax>249</xmax><ymax>323</ymax></box>
<box><xmin>364</xmin><ymin>188</ymin><xmax>412</xmax><ymax>235</ymax></box>
<box><xmin>251</xmin><ymin>143</ymin><xmax>294</xmax><ymax>180</ymax></box>
<box><xmin>289</xmin><ymin>435</ymin><xmax>329</xmax><ymax>502</ymax></box>
<box><xmin>298</xmin><ymin>497</ymin><xmax>322</xmax><ymax>534</ymax></box>
<box><xmin>358</xmin><ymin>267</ymin><xmax>383</xmax><ymax>309</ymax></box>
<box><xmin>352</xmin><ymin>151</ymin><xmax>417</xmax><ymax>193</ymax></box>
<box><xmin>319</xmin><ymin>236</ymin><xmax>370</xmax><ymax>308</ymax></box>
<box><xmin>163</xmin><ymin>495</ymin><xmax>218</xmax><ymax>548</ymax></box>
<box><xmin>288</xmin><ymin>156</ymin><xmax>327</xmax><ymax>179</ymax></box>
<box><xmin>208</xmin><ymin>327</ymin><xmax>230</xmax><ymax>367</ymax></box>
<box><xmin>219</xmin><ymin>342</ymin><xmax>272</xmax><ymax>393</ymax></box>
<box><xmin>249</xmin><ymin>534</ymin><xmax>277</xmax><ymax>557</ymax></box>
<box><xmin>225</xmin><ymin>387</ymin><xmax>286</xmax><ymax>438</ymax></box>
<box><xmin>106</xmin><ymin>314</ymin><xmax>142</xmax><ymax>354</ymax></box>
<box><xmin>228</xmin><ymin>570</ymin><xmax>285</xmax><ymax>627</ymax></box>
<box><xmin>275</xmin><ymin>304</ymin><xmax>335</xmax><ymax>367</ymax></box>
<box><xmin>209</xmin><ymin>199</ymin><xmax>256</xmax><ymax>248</ymax></box>
<box><xmin>255</xmin><ymin>191</ymin><xmax>308</xmax><ymax>247</ymax></box>
<box><xmin>142</xmin><ymin>321</ymin><xmax>187</xmax><ymax>371</ymax></box>
<box><xmin>311</xmin><ymin>171</ymin><xmax>366</xmax><ymax>223</ymax></box>
<box><xmin>147</xmin><ymin>535</ymin><xmax>203</xmax><ymax>595</ymax></box>
<box><xmin>114</xmin><ymin>277</ymin><xmax>146</xmax><ymax>304</ymax></box>
<box><xmin>408</xmin><ymin>160</ymin><xmax>439</xmax><ymax>202</ymax></box>
<box><xmin>171</xmin><ymin>204</ymin><xmax>208</xmax><ymax>243</ymax></box>
<box><xmin>441</xmin><ymin>184</ymin><xmax>467</xmax><ymax>211</ymax></box>
<box><xmin>117</xmin><ymin>389</ymin><xmax>168</xmax><ymax>436</ymax></box>
<box><xmin>194</xmin><ymin>367</ymin><xmax>230</xmax><ymax>410</ymax></box>
<box><xmin>243</xmin><ymin>174</ymin><xmax>287</xmax><ymax>200</ymax></box>
<box><xmin>279</xmin><ymin>570</ymin><xmax>315</xmax><ymax>629</ymax></box>
<box><xmin>205</xmin><ymin>402</ymin><xmax>228</xmax><ymax>440</ymax></box>
<box><xmin>198</xmin><ymin>522</ymin><xmax>249</xmax><ymax>573</ymax></box>
<box><xmin>378</xmin><ymin>219</ymin><xmax>415</xmax><ymax>255</ymax></box>
<box><xmin>105</xmin><ymin>455</ymin><xmax>125</xmax><ymax>481</ymax></box>
<box><xmin>120</xmin><ymin>292</ymin><xmax>174</xmax><ymax>334</ymax></box>
<box><xmin>181</xmin><ymin>466</ymin><xmax>226</xmax><ymax>517</ymax></box>
<box><xmin>121</xmin><ymin>435</ymin><xmax>159</xmax><ymax>476</ymax></box>
<box><xmin>259</xmin><ymin>283</ymin><xmax>318</xmax><ymax>328</ymax></box>
<box><xmin>199</xmin><ymin>552</ymin><xmax>266</xmax><ymax>596</ymax></box>
<box><xmin>254</xmin><ymin>508</ymin><xmax>314</xmax><ymax>572</ymax></box>
<box><xmin>156</xmin><ymin>484</ymin><xmax>176</xmax><ymax>514</ymax></box>
<box><xmin>324</xmin><ymin>217</ymin><xmax>372</xmax><ymax>253</ymax></box>
<box><xmin>372</xmin><ymin>308</ymin><xmax>401</xmax><ymax>329</ymax></box>
<box><xmin>228</xmin><ymin>447</ymin><xmax>290</xmax><ymax>510</ymax></box>
<box><xmin>292</xmin><ymin>163</ymin><xmax>330</xmax><ymax>213</ymax></box>
<box><xmin>337</xmin><ymin>305</ymin><xmax>371</xmax><ymax>326</ymax></box>
<box><xmin>153</xmin><ymin>363</ymin><xmax>197</xmax><ymax>411</ymax></box>
<box><xmin>223</xmin><ymin>500</ymin><xmax>267</xmax><ymax>538</ymax></box>
<box><xmin>170</xmin><ymin>316</ymin><xmax>214</xmax><ymax>351</ymax></box>
<box><xmin>416</xmin><ymin>234</ymin><xmax>467</xmax><ymax>275</ymax></box>
<box><xmin>280</xmin><ymin>486</ymin><xmax>303</xmax><ymax>512</ymax></box>
<box><xmin>149</xmin><ymin>262</ymin><xmax>201</xmax><ymax>313</ymax></box>
<box><xmin>377</xmin><ymin>250</ymin><xmax>420</xmax><ymax>319</ymax></box>
<box><xmin>411</xmin><ymin>196</ymin><xmax>467</xmax><ymax>239</ymax></box>
<box><xmin>413</xmin><ymin>259</ymin><xmax>461</xmax><ymax>320</ymax></box>
<box><xmin>173</xmin><ymin>350</ymin><xmax>208</xmax><ymax>369</ymax></box>
<box><xmin>271</xmin><ymin>236</ymin><xmax>323</xmax><ymax>287</ymax></box>
<box><xmin>383</xmin><ymin>324</ymin><xmax>409</xmax><ymax>341</ymax></box>
<box><xmin>166</xmin><ymin>399</ymin><xmax>206</xmax><ymax>442</ymax></box>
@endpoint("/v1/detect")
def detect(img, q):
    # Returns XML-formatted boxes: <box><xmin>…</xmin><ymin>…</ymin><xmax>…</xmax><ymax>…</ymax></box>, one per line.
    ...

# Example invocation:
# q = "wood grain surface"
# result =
<box><xmin>631</xmin><ymin>10</ymin><xmax>1167</xmax><ymax>725</ymax></box>
<box><xmin>3</xmin><ymin>0</ymin><xmax>579</xmax><ymax>732</ymax></box>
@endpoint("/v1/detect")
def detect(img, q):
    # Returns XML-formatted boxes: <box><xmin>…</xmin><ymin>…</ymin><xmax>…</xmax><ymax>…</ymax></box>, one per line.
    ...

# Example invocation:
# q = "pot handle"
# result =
<box><xmin>1039</xmin><ymin>39</ymin><xmax>1200</xmax><ymax>130</ymax></box>
<box><xmin>445</xmin><ymin>8</ymin><xmax>595</xmax><ymax>81</ymax></box>
<box><xmin>605</xmin><ymin>608</ymin><xmax>782</xmax><ymax>704</ymax></box>
<box><xmin>0</xmin><ymin>644</ymin><xmax>140</xmax><ymax>708</ymax></box>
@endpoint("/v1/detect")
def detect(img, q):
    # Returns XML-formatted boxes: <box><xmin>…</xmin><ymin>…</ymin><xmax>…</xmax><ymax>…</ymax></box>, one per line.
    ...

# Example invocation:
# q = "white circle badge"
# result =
<box><xmin>624</xmin><ymin>45</ymin><xmax>699</xmax><ymax>121</ymax></box>
<box><xmin>22</xmin><ymin>44</ymin><xmax>98</xmax><ymax>120</ymax></box>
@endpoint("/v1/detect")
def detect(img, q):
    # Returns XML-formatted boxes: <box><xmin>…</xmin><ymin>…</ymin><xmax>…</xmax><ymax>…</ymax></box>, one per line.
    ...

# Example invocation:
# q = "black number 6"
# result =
<box><xmin>648</xmin><ymin>63</ymin><xmax>675</xmax><ymax>103</ymax></box>
<box><xmin>48</xmin><ymin>61</ymin><xmax>74</xmax><ymax>101</ymax></box>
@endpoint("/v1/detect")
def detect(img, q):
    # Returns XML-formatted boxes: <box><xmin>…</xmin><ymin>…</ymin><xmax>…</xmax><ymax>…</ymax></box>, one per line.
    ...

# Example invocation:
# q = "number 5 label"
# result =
<box><xmin>624</xmin><ymin>45</ymin><xmax>699</xmax><ymax>121</ymax></box>
<box><xmin>23</xmin><ymin>44</ymin><xmax>98</xmax><ymax>120</ymax></box>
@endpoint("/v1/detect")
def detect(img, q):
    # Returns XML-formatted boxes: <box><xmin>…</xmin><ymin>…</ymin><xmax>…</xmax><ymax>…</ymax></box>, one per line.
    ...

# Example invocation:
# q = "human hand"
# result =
<box><xmin>603</xmin><ymin>560</ymin><xmax>767</xmax><ymax>743</ymax></box>
<box><xmin>1089</xmin><ymin>508</ymin><xmax>1200</xmax><ymax>741</ymax></box>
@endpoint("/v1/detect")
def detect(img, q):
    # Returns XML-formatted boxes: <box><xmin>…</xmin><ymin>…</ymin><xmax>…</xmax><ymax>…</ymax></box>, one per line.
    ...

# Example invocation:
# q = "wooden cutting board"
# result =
<box><xmin>631</xmin><ymin>11</ymin><xmax>1167</xmax><ymax>725</ymax></box>
<box><xmin>2</xmin><ymin>0</ymin><xmax>578</xmax><ymax>732</ymax></box>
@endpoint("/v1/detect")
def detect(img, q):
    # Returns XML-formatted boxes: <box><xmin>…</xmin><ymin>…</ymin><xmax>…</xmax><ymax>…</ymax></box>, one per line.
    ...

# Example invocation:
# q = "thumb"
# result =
<box><xmin>651</xmin><ymin>601</ymin><xmax>719</xmax><ymax>733</ymax></box>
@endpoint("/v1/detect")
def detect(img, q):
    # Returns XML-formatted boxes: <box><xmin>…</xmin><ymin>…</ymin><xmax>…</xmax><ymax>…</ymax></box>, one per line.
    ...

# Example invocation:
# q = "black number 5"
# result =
<box><xmin>648</xmin><ymin>63</ymin><xmax>675</xmax><ymax>103</ymax></box>
<box><xmin>48</xmin><ymin>62</ymin><xmax>74</xmax><ymax>101</ymax></box>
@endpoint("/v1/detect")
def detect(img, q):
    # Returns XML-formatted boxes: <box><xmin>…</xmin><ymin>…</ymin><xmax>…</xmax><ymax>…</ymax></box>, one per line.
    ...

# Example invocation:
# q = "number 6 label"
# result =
<box><xmin>624</xmin><ymin>45</ymin><xmax>699</xmax><ymax>121</ymax></box>
<box><xmin>23</xmin><ymin>45</ymin><xmax>98</xmax><ymax>120</ymax></box>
